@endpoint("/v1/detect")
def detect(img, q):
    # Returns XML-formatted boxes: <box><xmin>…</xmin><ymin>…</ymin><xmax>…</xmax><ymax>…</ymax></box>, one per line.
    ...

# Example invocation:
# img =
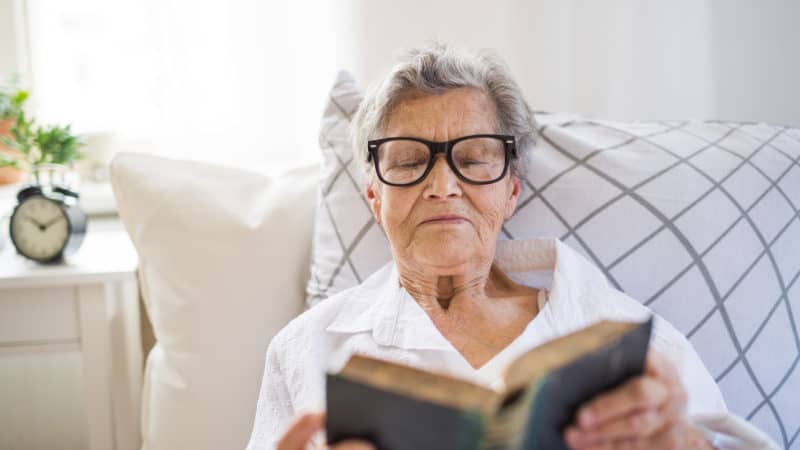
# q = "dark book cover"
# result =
<box><xmin>326</xmin><ymin>318</ymin><xmax>652</xmax><ymax>450</ymax></box>
<box><xmin>326</xmin><ymin>374</ymin><xmax>485</xmax><ymax>450</ymax></box>
<box><xmin>513</xmin><ymin>317</ymin><xmax>652</xmax><ymax>450</ymax></box>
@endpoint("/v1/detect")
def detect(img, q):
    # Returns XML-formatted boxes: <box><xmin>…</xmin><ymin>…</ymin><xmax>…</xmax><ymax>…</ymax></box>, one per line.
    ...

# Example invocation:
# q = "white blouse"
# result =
<box><xmin>246</xmin><ymin>238</ymin><xmax>778</xmax><ymax>450</ymax></box>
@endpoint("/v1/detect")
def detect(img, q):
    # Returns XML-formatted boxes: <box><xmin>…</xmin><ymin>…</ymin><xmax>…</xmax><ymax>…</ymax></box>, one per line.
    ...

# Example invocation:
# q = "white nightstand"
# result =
<box><xmin>0</xmin><ymin>216</ymin><xmax>142</xmax><ymax>450</ymax></box>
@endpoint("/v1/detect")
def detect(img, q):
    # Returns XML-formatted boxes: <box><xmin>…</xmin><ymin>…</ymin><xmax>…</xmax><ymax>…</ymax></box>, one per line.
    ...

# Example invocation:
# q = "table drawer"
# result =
<box><xmin>0</xmin><ymin>287</ymin><xmax>80</xmax><ymax>344</ymax></box>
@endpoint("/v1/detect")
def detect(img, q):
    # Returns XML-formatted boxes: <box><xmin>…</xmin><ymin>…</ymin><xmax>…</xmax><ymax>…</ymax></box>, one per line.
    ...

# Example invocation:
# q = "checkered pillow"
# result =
<box><xmin>306</xmin><ymin>71</ymin><xmax>800</xmax><ymax>449</ymax></box>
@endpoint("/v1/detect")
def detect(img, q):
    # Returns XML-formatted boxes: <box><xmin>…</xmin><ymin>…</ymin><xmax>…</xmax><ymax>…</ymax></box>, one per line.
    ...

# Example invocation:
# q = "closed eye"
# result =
<box><xmin>391</xmin><ymin>160</ymin><xmax>427</xmax><ymax>169</ymax></box>
<box><xmin>458</xmin><ymin>159</ymin><xmax>488</xmax><ymax>166</ymax></box>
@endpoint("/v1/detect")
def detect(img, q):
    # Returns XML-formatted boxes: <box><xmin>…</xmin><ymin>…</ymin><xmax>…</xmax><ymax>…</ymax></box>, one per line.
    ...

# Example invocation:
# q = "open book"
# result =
<box><xmin>326</xmin><ymin>317</ymin><xmax>652</xmax><ymax>450</ymax></box>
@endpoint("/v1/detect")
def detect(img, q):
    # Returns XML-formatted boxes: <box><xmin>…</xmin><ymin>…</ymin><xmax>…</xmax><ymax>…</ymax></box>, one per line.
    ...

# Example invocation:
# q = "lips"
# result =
<box><xmin>421</xmin><ymin>214</ymin><xmax>468</xmax><ymax>224</ymax></box>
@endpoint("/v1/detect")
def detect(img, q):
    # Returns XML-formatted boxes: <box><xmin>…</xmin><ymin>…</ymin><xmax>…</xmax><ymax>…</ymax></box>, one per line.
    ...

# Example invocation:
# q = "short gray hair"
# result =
<box><xmin>352</xmin><ymin>44</ymin><xmax>537</xmax><ymax>180</ymax></box>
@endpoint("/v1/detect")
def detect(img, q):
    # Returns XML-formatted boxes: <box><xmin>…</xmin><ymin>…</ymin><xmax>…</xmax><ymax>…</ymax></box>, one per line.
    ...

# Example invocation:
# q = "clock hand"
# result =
<box><xmin>43</xmin><ymin>215</ymin><xmax>65</xmax><ymax>229</ymax></box>
<box><xmin>25</xmin><ymin>215</ymin><xmax>46</xmax><ymax>229</ymax></box>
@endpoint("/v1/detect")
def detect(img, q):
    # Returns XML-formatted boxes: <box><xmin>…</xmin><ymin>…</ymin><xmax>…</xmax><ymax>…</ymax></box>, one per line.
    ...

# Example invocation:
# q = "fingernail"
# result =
<box><xmin>336</xmin><ymin>439</ymin><xmax>376</xmax><ymax>450</ymax></box>
<box><xmin>579</xmin><ymin>409</ymin><xmax>594</xmax><ymax>426</ymax></box>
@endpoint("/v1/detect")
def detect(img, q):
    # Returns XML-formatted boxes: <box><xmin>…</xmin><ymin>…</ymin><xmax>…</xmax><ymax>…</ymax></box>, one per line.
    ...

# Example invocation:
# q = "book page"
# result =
<box><xmin>340</xmin><ymin>354</ymin><xmax>500</xmax><ymax>412</ymax></box>
<box><xmin>502</xmin><ymin>321</ymin><xmax>639</xmax><ymax>391</ymax></box>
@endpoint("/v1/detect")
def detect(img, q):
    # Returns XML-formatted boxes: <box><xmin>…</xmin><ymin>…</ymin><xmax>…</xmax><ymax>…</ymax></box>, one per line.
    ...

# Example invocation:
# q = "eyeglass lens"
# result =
<box><xmin>376</xmin><ymin>137</ymin><xmax>506</xmax><ymax>184</ymax></box>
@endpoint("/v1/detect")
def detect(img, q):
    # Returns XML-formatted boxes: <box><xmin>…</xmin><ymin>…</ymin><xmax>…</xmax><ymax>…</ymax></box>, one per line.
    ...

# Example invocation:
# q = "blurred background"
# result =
<box><xmin>0</xmin><ymin>0</ymin><xmax>798</xmax><ymax>175</ymax></box>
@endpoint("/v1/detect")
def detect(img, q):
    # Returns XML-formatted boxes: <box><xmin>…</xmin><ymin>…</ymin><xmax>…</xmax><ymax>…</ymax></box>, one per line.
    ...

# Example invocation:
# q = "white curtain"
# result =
<box><xmin>20</xmin><ymin>0</ymin><xmax>800</xmax><ymax>174</ymax></box>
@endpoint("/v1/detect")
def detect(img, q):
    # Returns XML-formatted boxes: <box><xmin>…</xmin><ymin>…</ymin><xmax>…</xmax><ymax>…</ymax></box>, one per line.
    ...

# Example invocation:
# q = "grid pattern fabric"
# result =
<box><xmin>306</xmin><ymin>71</ymin><xmax>800</xmax><ymax>449</ymax></box>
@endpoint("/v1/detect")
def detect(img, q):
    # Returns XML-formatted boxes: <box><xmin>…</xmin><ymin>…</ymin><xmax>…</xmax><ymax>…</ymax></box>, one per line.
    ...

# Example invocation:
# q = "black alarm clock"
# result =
<box><xmin>9</xmin><ymin>185</ymin><xmax>87</xmax><ymax>263</ymax></box>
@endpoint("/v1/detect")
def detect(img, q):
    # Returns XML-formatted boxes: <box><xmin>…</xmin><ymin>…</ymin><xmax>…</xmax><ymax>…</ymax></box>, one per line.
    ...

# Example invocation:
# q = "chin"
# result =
<box><xmin>411</xmin><ymin>237</ymin><xmax>475</xmax><ymax>272</ymax></box>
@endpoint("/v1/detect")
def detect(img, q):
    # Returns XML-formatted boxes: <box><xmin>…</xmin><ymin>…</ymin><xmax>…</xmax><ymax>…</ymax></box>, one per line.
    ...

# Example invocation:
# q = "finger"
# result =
<box><xmin>645</xmin><ymin>351</ymin><xmax>680</xmax><ymax>384</ymax></box>
<box><xmin>645</xmin><ymin>418</ymin><xmax>690</xmax><ymax>450</ymax></box>
<box><xmin>575</xmin><ymin>420</ymin><xmax>689</xmax><ymax>450</ymax></box>
<box><xmin>664</xmin><ymin>381</ymin><xmax>688</xmax><ymax>421</ymax></box>
<box><xmin>277</xmin><ymin>413</ymin><xmax>325</xmax><ymax>450</ymax></box>
<box><xmin>331</xmin><ymin>439</ymin><xmax>376</xmax><ymax>450</ymax></box>
<box><xmin>652</xmin><ymin>360</ymin><xmax>688</xmax><ymax>417</ymax></box>
<box><xmin>570</xmin><ymin>438</ymin><xmax>644</xmax><ymax>450</ymax></box>
<box><xmin>565</xmin><ymin>407</ymin><xmax>667</xmax><ymax>446</ymax></box>
<box><xmin>576</xmin><ymin>376</ymin><xmax>669</xmax><ymax>429</ymax></box>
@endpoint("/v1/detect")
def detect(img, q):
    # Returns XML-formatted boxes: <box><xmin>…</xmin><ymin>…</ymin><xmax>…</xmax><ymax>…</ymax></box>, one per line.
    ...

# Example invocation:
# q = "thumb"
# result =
<box><xmin>277</xmin><ymin>412</ymin><xmax>325</xmax><ymax>450</ymax></box>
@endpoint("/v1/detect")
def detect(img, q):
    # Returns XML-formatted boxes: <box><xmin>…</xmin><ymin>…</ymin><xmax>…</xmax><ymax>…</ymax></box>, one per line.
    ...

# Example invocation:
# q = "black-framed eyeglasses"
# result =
<box><xmin>367</xmin><ymin>134</ymin><xmax>517</xmax><ymax>186</ymax></box>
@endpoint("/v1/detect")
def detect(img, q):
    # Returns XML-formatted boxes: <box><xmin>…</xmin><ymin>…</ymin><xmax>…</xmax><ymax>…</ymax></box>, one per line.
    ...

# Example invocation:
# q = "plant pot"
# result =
<box><xmin>0</xmin><ymin>118</ymin><xmax>24</xmax><ymax>185</ymax></box>
<box><xmin>28</xmin><ymin>163</ymin><xmax>80</xmax><ymax>191</ymax></box>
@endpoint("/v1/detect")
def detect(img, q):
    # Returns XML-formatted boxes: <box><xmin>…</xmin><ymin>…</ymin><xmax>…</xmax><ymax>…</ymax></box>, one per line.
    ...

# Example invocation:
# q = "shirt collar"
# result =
<box><xmin>324</xmin><ymin>260</ymin><xmax>452</xmax><ymax>350</ymax></box>
<box><xmin>323</xmin><ymin>238</ymin><xmax>612</xmax><ymax>350</ymax></box>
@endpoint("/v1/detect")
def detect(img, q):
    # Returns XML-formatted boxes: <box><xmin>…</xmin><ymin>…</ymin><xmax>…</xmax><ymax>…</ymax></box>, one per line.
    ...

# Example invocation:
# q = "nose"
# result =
<box><xmin>423</xmin><ymin>155</ymin><xmax>462</xmax><ymax>199</ymax></box>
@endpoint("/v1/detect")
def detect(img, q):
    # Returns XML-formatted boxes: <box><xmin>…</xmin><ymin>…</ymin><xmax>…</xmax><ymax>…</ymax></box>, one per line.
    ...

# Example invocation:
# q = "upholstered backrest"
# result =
<box><xmin>307</xmin><ymin>72</ymin><xmax>800</xmax><ymax>448</ymax></box>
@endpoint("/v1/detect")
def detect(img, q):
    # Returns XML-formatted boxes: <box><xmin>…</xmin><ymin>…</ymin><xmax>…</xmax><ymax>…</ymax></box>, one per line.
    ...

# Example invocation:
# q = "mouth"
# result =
<box><xmin>421</xmin><ymin>215</ymin><xmax>469</xmax><ymax>225</ymax></box>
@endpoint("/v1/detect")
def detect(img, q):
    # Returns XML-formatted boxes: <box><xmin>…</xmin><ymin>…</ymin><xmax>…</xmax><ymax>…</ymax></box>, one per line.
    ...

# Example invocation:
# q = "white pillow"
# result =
<box><xmin>111</xmin><ymin>153</ymin><xmax>319</xmax><ymax>450</ymax></box>
<box><xmin>306</xmin><ymin>72</ymin><xmax>800</xmax><ymax>447</ymax></box>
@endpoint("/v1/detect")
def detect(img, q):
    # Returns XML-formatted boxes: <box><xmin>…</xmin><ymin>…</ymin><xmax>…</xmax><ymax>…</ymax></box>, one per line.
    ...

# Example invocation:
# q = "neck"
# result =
<box><xmin>397</xmin><ymin>258</ymin><xmax>521</xmax><ymax>311</ymax></box>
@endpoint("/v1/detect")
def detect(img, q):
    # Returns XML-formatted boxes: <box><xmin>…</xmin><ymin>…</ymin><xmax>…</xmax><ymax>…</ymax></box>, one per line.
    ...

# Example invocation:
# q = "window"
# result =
<box><xmin>24</xmin><ymin>0</ymin><xmax>342</xmax><ymax>174</ymax></box>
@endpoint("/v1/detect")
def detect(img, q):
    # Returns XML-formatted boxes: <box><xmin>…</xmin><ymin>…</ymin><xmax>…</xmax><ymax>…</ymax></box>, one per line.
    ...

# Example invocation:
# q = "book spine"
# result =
<box><xmin>457</xmin><ymin>410</ymin><xmax>487</xmax><ymax>450</ymax></box>
<box><xmin>482</xmin><ymin>378</ymin><xmax>547</xmax><ymax>450</ymax></box>
<box><xmin>516</xmin><ymin>375</ymin><xmax>561</xmax><ymax>450</ymax></box>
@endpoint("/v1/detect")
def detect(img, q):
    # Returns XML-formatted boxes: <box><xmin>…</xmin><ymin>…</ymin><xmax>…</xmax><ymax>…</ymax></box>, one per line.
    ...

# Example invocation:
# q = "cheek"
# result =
<box><xmin>469</xmin><ymin>188</ymin><xmax>512</xmax><ymax>234</ymax></box>
<box><xmin>377</xmin><ymin>189</ymin><xmax>418</xmax><ymax>233</ymax></box>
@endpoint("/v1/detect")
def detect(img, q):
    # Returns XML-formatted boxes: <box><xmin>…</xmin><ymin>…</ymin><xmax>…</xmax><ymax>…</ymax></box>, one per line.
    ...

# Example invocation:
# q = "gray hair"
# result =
<box><xmin>352</xmin><ymin>44</ymin><xmax>537</xmax><ymax>181</ymax></box>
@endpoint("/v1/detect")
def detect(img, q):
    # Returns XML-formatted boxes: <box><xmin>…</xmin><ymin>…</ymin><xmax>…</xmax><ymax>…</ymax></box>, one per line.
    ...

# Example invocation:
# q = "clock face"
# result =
<box><xmin>10</xmin><ymin>196</ymin><xmax>69</xmax><ymax>261</ymax></box>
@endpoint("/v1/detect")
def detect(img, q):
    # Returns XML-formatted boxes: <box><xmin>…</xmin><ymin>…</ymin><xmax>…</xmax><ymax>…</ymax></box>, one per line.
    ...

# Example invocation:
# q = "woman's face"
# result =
<box><xmin>366</xmin><ymin>87</ymin><xmax>521</xmax><ymax>275</ymax></box>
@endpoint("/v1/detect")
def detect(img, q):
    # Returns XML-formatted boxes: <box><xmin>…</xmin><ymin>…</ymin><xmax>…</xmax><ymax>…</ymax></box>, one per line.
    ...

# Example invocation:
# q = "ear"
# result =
<box><xmin>504</xmin><ymin>176</ymin><xmax>521</xmax><ymax>220</ymax></box>
<box><xmin>365</xmin><ymin>180</ymin><xmax>382</xmax><ymax>224</ymax></box>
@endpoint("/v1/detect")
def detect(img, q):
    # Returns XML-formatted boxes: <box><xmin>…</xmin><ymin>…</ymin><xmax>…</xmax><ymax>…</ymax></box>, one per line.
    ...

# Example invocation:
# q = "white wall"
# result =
<box><xmin>339</xmin><ymin>0</ymin><xmax>799</xmax><ymax>127</ymax></box>
<box><xmin>710</xmin><ymin>0</ymin><xmax>800</xmax><ymax>126</ymax></box>
<box><xmin>0</xmin><ymin>0</ymin><xmax>18</xmax><ymax>78</ymax></box>
<box><xmin>3</xmin><ymin>0</ymin><xmax>798</xmax><ymax>166</ymax></box>
<box><xmin>0</xmin><ymin>0</ymin><xmax>27</xmax><ymax>82</ymax></box>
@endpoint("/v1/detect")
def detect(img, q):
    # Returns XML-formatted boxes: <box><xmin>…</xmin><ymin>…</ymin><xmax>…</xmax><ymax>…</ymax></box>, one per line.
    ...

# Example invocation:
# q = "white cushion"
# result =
<box><xmin>110</xmin><ymin>153</ymin><xmax>319</xmax><ymax>450</ymax></box>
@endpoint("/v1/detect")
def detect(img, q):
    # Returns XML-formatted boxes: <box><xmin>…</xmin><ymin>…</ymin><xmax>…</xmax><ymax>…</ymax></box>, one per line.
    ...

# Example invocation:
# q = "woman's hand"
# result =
<box><xmin>564</xmin><ymin>351</ymin><xmax>715</xmax><ymax>450</ymax></box>
<box><xmin>276</xmin><ymin>412</ymin><xmax>375</xmax><ymax>450</ymax></box>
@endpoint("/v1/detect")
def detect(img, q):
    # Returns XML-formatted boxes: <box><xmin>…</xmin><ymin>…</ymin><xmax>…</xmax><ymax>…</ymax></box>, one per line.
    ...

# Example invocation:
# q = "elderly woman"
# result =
<box><xmin>246</xmin><ymin>46</ymin><xmax>776</xmax><ymax>450</ymax></box>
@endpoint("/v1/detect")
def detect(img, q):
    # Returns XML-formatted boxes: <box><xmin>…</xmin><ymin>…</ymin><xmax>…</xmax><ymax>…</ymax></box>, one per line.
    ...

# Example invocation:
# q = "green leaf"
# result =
<box><xmin>8</xmin><ymin>111</ymin><xmax>36</xmax><ymax>157</ymax></box>
<box><xmin>11</xmin><ymin>90</ymin><xmax>28</xmax><ymax>105</ymax></box>
<box><xmin>0</xmin><ymin>152</ymin><xmax>22</xmax><ymax>169</ymax></box>
<box><xmin>33</xmin><ymin>122</ymin><xmax>85</xmax><ymax>165</ymax></box>
<box><xmin>1</xmin><ymin>76</ymin><xmax>84</xmax><ymax>172</ymax></box>
<box><xmin>0</xmin><ymin>76</ymin><xmax>28</xmax><ymax>119</ymax></box>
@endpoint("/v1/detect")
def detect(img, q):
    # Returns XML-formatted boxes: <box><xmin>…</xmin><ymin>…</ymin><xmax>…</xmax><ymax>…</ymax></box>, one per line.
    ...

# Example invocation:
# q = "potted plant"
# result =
<box><xmin>0</xmin><ymin>109</ymin><xmax>85</xmax><ymax>187</ymax></box>
<box><xmin>0</xmin><ymin>79</ymin><xmax>29</xmax><ymax>185</ymax></box>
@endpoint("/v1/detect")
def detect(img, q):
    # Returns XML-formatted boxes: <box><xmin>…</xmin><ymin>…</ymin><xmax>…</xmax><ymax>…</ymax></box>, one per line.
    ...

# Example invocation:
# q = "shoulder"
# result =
<box><xmin>601</xmin><ymin>287</ymin><xmax>694</xmax><ymax>357</ymax></box>
<box><xmin>602</xmin><ymin>289</ymin><xmax>725</xmax><ymax>410</ymax></box>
